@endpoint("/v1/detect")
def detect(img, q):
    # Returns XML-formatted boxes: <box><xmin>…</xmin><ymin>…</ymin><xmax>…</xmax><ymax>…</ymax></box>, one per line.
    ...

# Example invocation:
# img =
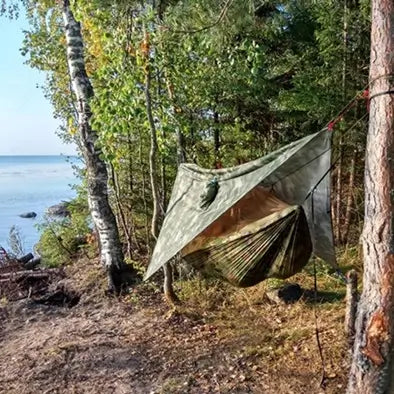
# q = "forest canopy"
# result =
<box><xmin>9</xmin><ymin>0</ymin><xmax>370</xmax><ymax>256</ymax></box>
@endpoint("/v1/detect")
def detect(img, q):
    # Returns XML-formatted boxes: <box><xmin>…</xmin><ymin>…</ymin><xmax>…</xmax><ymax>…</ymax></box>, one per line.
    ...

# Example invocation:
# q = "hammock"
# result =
<box><xmin>181</xmin><ymin>188</ymin><xmax>312</xmax><ymax>287</ymax></box>
<box><xmin>144</xmin><ymin>129</ymin><xmax>336</xmax><ymax>286</ymax></box>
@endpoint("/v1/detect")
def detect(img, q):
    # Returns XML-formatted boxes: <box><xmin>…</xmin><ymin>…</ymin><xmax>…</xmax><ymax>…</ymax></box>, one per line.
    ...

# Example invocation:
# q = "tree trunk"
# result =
<box><xmin>127</xmin><ymin>129</ymin><xmax>134</xmax><ymax>193</ymax></box>
<box><xmin>138</xmin><ymin>129</ymin><xmax>151</xmax><ymax>254</ymax></box>
<box><xmin>163</xmin><ymin>67</ymin><xmax>188</xmax><ymax>304</ymax></box>
<box><xmin>345</xmin><ymin>269</ymin><xmax>358</xmax><ymax>343</ymax></box>
<box><xmin>110</xmin><ymin>164</ymin><xmax>133</xmax><ymax>259</ymax></box>
<box><xmin>164</xmin><ymin>73</ymin><xmax>187</xmax><ymax>165</ymax></box>
<box><xmin>335</xmin><ymin>137</ymin><xmax>343</xmax><ymax>243</ymax></box>
<box><xmin>347</xmin><ymin>0</ymin><xmax>394</xmax><ymax>392</ymax></box>
<box><xmin>126</xmin><ymin>130</ymin><xmax>141</xmax><ymax>252</ymax></box>
<box><xmin>161</xmin><ymin>156</ymin><xmax>167</xmax><ymax>214</ymax></box>
<box><xmin>342</xmin><ymin>0</ymin><xmax>348</xmax><ymax>99</ymax></box>
<box><xmin>144</xmin><ymin>36</ymin><xmax>178</xmax><ymax>305</ymax></box>
<box><xmin>144</xmin><ymin>42</ymin><xmax>161</xmax><ymax>240</ymax></box>
<box><xmin>341</xmin><ymin>149</ymin><xmax>357</xmax><ymax>244</ymax></box>
<box><xmin>336</xmin><ymin>0</ymin><xmax>347</xmax><ymax>245</ymax></box>
<box><xmin>213</xmin><ymin>111</ymin><xmax>220</xmax><ymax>168</ymax></box>
<box><xmin>62</xmin><ymin>0</ymin><xmax>135</xmax><ymax>293</ymax></box>
<box><xmin>176</xmin><ymin>127</ymin><xmax>187</xmax><ymax>165</ymax></box>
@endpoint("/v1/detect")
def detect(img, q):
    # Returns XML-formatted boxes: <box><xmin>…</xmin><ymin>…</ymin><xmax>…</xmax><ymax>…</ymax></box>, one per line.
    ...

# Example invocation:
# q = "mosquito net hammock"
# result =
<box><xmin>144</xmin><ymin>130</ymin><xmax>336</xmax><ymax>287</ymax></box>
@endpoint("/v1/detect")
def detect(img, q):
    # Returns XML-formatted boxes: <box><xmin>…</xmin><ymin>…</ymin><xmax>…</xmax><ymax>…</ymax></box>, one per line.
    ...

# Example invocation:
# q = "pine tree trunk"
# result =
<box><xmin>347</xmin><ymin>0</ymin><xmax>394</xmax><ymax>391</ymax></box>
<box><xmin>341</xmin><ymin>149</ymin><xmax>357</xmax><ymax>244</ymax></box>
<box><xmin>62</xmin><ymin>0</ymin><xmax>135</xmax><ymax>293</ymax></box>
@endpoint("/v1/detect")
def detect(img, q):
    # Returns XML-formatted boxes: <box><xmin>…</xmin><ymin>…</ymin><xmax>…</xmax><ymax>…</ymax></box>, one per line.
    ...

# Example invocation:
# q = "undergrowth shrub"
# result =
<box><xmin>37</xmin><ymin>193</ymin><xmax>95</xmax><ymax>267</ymax></box>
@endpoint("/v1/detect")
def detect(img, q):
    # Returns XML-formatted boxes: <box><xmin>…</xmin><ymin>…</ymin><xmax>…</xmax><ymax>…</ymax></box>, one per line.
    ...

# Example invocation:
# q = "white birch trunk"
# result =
<box><xmin>62</xmin><ymin>0</ymin><xmax>132</xmax><ymax>292</ymax></box>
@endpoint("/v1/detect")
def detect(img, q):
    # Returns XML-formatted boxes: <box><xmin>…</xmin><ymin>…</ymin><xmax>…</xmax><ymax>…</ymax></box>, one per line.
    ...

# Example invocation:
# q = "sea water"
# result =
<box><xmin>0</xmin><ymin>155</ymin><xmax>80</xmax><ymax>254</ymax></box>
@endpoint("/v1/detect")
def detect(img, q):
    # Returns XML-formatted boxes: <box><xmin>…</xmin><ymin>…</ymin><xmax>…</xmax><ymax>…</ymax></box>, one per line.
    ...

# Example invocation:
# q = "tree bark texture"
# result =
<box><xmin>62</xmin><ymin>0</ymin><xmax>132</xmax><ymax>293</ymax></box>
<box><xmin>347</xmin><ymin>0</ymin><xmax>394</xmax><ymax>392</ymax></box>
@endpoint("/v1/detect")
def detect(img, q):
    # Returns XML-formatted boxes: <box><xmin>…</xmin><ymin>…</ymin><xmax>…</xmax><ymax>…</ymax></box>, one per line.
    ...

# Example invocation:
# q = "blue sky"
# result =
<box><xmin>0</xmin><ymin>16</ymin><xmax>76</xmax><ymax>155</ymax></box>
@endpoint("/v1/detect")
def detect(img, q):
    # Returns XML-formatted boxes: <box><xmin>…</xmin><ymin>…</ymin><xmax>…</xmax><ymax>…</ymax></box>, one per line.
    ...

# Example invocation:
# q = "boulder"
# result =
<box><xmin>24</xmin><ymin>257</ymin><xmax>41</xmax><ymax>270</ymax></box>
<box><xmin>46</xmin><ymin>202</ymin><xmax>70</xmax><ymax>217</ymax></box>
<box><xmin>266</xmin><ymin>283</ymin><xmax>303</xmax><ymax>304</ymax></box>
<box><xmin>19</xmin><ymin>212</ymin><xmax>37</xmax><ymax>219</ymax></box>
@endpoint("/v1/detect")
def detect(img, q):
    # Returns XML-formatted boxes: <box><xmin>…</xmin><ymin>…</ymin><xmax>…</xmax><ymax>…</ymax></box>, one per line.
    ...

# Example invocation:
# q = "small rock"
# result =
<box><xmin>19</xmin><ymin>212</ymin><xmax>37</xmax><ymax>219</ymax></box>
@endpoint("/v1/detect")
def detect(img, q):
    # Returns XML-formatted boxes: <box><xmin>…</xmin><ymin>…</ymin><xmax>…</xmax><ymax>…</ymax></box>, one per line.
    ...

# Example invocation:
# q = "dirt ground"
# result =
<box><xmin>0</xmin><ymin>260</ymin><xmax>351</xmax><ymax>394</ymax></box>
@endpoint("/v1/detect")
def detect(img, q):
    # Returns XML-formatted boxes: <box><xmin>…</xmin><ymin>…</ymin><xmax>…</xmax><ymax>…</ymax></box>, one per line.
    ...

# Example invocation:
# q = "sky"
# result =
<box><xmin>0</xmin><ymin>16</ymin><xmax>76</xmax><ymax>155</ymax></box>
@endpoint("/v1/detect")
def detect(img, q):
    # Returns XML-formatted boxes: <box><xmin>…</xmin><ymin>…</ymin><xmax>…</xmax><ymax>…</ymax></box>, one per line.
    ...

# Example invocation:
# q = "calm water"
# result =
<box><xmin>0</xmin><ymin>155</ymin><xmax>79</xmax><ymax>254</ymax></box>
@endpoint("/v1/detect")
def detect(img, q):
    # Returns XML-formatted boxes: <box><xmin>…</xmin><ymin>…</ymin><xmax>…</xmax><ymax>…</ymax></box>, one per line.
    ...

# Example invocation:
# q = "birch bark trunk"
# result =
<box><xmin>347</xmin><ymin>0</ymin><xmax>394</xmax><ymax>391</ymax></box>
<box><xmin>62</xmin><ymin>0</ymin><xmax>135</xmax><ymax>293</ymax></box>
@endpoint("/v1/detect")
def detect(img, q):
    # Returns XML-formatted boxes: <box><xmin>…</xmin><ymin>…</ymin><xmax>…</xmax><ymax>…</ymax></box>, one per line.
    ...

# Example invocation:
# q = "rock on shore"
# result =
<box><xmin>46</xmin><ymin>202</ymin><xmax>70</xmax><ymax>217</ymax></box>
<box><xmin>19</xmin><ymin>212</ymin><xmax>37</xmax><ymax>219</ymax></box>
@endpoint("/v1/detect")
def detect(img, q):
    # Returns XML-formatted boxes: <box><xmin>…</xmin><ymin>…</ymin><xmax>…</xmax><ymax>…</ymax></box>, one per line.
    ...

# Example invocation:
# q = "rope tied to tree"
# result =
<box><xmin>326</xmin><ymin>74</ymin><xmax>394</xmax><ymax>131</ymax></box>
<box><xmin>369</xmin><ymin>90</ymin><xmax>394</xmax><ymax>101</ymax></box>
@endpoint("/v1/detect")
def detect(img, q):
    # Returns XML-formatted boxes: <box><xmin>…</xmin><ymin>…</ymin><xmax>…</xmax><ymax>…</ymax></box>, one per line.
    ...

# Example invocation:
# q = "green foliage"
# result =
<box><xmin>37</xmin><ymin>193</ymin><xmax>94</xmax><ymax>267</ymax></box>
<box><xmin>18</xmin><ymin>0</ymin><xmax>370</xmax><ymax>265</ymax></box>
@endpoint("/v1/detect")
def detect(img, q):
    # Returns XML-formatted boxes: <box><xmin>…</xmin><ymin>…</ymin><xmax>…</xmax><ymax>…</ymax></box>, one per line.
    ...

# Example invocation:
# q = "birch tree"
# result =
<box><xmin>62</xmin><ymin>0</ymin><xmax>135</xmax><ymax>293</ymax></box>
<box><xmin>347</xmin><ymin>0</ymin><xmax>394</xmax><ymax>391</ymax></box>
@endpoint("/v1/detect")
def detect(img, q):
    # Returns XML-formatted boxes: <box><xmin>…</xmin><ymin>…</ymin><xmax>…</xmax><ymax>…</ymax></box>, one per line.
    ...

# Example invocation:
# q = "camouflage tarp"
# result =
<box><xmin>144</xmin><ymin>129</ymin><xmax>335</xmax><ymax>282</ymax></box>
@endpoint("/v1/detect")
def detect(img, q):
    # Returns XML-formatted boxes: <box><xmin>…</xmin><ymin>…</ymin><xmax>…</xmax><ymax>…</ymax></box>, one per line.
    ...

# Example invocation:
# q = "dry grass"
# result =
<box><xmin>173</xmin><ymin>258</ymin><xmax>352</xmax><ymax>393</ymax></box>
<box><xmin>0</xmin><ymin>257</ymin><xmax>354</xmax><ymax>393</ymax></box>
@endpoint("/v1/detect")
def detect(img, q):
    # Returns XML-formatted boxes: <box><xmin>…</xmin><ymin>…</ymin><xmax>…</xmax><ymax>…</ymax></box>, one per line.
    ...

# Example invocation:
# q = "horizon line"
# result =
<box><xmin>0</xmin><ymin>153</ymin><xmax>79</xmax><ymax>157</ymax></box>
